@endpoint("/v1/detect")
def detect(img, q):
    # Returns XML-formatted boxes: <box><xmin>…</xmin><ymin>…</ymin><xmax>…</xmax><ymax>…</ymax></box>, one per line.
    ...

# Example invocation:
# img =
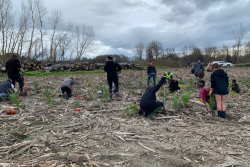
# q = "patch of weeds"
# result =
<box><xmin>33</xmin><ymin>81</ymin><xmax>39</xmax><ymax>93</ymax></box>
<box><xmin>94</xmin><ymin>86</ymin><xmax>100</xmax><ymax>90</ymax></box>
<box><xmin>129</xmin><ymin>89</ymin><xmax>136</xmax><ymax>94</ymax></box>
<box><xmin>120</xmin><ymin>87</ymin><xmax>125</xmax><ymax>90</ymax></box>
<box><xmin>186</xmin><ymin>84</ymin><xmax>192</xmax><ymax>92</ymax></box>
<box><xmin>173</xmin><ymin>92</ymin><xmax>180</xmax><ymax>111</ymax></box>
<box><xmin>86</xmin><ymin>78</ymin><xmax>92</xmax><ymax>87</ymax></box>
<box><xmin>189</xmin><ymin>78</ymin><xmax>194</xmax><ymax>86</ymax></box>
<box><xmin>99</xmin><ymin>101</ymin><xmax>103</xmax><ymax>110</ymax></box>
<box><xmin>123</xmin><ymin>103</ymin><xmax>138</xmax><ymax>118</ymax></box>
<box><xmin>6</xmin><ymin>127</ymin><xmax>12</xmax><ymax>131</ymax></box>
<box><xmin>76</xmin><ymin>100</ymin><xmax>80</xmax><ymax>107</ymax></box>
<box><xmin>102</xmin><ymin>86</ymin><xmax>110</xmax><ymax>102</ymax></box>
<box><xmin>179</xmin><ymin>77</ymin><xmax>184</xmax><ymax>84</ymax></box>
<box><xmin>127</xmin><ymin>79</ymin><xmax>131</xmax><ymax>85</ymax></box>
<box><xmin>141</xmin><ymin>75</ymin><xmax>146</xmax><ymax>85</ymax></box>
<box><xmin>8</xmin><ymin>91</ymin><xmax>19</xmax><ymax>107</ymax></box>
<box><xmin>181</xmin><ymin>91</ymin><xmax>192</xmax><ymax>107</ymax></box>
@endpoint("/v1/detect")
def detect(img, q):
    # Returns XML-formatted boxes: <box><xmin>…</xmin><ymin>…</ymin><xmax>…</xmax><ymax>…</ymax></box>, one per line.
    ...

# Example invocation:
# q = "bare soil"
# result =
<box><xmin>0</xmin><ymin>67</ymin><xmax>250</xmax><ymax>167</ymax></box>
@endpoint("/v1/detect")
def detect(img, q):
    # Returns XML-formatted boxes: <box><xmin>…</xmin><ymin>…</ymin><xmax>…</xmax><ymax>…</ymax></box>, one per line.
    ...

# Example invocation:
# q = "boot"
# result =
<box><xmin>217</xmin><ymin>111</ymin><xmax>222</xmax><ymax>117</ymax></box>
<box><xmin>221</xmin><ymin>111</ymin><xmax>226</xmax><ymax>119</ymax></box>
<box><xmin>148</xmin><ymin>106</ymin><xmax>163</xmax><ymax>120</ymax></box>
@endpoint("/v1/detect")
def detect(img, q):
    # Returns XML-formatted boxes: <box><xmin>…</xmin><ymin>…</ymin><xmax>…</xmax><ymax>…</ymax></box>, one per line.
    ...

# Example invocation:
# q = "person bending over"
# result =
<box><xmin>169</xmin><ymin>75</ymin><xmax>180</xmax><ymax>93</ymax></box>
<box><xmin>139</xmin><ymin>76</ymin><xmax>166</xmax><ymax>120</ymax></box>
<box><xmin>61</xmin><ymin>78</ymin><xmax>74</xmax><ymax>100</ymax></box>
<box><xmin>0</xmin><ymin>79</ymin><xmax>15</xmax><ymax>100</ymax></box>
<box><xmin>232</xmin><ymin>79</ymin><xmax>240</xmax><ymax>93</ymax></box>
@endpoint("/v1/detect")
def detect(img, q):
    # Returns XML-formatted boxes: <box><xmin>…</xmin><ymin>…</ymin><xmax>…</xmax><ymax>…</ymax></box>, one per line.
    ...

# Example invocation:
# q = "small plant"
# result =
<box><xmin>45</xmin><ymin>88</ymin><xmax>54</xmax><ymax>106</ymax></box>
<box><xmin>209</xmin><ymin>95</ymin><xmax>216</xmax><ymax>110</ymax></box>
<box><xmin>173</xmin><ymin>92</ymin><xmax>180</xmax><ymax>111</ymax></box>
<box><xmin>129</xmin><ymin>89</ymin><xmax>136</xmax><ymax>94</ymax></box>
<box><xmin>179</xmin><ymin>77</ymin><xmax>184</xmax><ymax>84</ymax></box>
<box><xmin>33</xmin><ymin>82</ymin><xmax>39</xmax><ymax>93</ymax></box>
<box><xmin>99</xmin><ymin>101</ymin><xmax>103</xmax><ymax>110</ymax></box>
<box><xmin>186</xmin><ymin>84</ymin><xmax>192</xmax><ymax>92</ymax></box>
<box><xmin>159</xmin><ymin>87</ymin><xmax>164</xmax><ymax>96</ymax></box>
<box><xmin>180</xmin><ymin>91</ymin><xmax>192</xmax><ymax>107</ymax></box>
<box><xmin>86</xmin><ymin>78</ymin><xmax>92</xmax><ymax>87</ymax></box>
<box><xmin>88</xmin><ymin>89</ymin><xmax>93</xmax><ymax>100</ymax></box>
<box><xmin>141</xmin><ymin>75</ymin><xmax>146</xmax><ymax>85</ymax></box>
<box><xmin>127</xmin><ymin>79</ymin><xmax>131</xmax><ymax>85</ymax></box>
<box><xmin>8</xmin><ymin>92</ymin><xmax>19</xmax><ymax>107</ymax></box>
<box><xmin>228</xmin><ymin>83</ymin><xmax>233</xmax><ymax>94</ymax></box>
<box><xmin>123</xmin><ymin>104</ymin><xmax>138</xmax><ymax>118</ymax></box>
<box><xmin>76</xmin><ymin>100</ymin><xmax>80</xmax><ymax>107</ymax></box>
<box><xmin>102</xmin><ymin>86</ymin><xmax>110</xmax><ymax>102</ymax></box>
<box><xmin>189</xmin><ymin>78</ymin><xmax>194</xmax><ymax>86</ymax></box>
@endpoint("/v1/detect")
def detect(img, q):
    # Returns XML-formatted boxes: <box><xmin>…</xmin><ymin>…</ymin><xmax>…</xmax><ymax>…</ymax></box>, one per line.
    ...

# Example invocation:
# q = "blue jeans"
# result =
<box><xmin>147</xmin><ymin>73</ymin><xmax>156</xmax><ymax>85</ymax></box>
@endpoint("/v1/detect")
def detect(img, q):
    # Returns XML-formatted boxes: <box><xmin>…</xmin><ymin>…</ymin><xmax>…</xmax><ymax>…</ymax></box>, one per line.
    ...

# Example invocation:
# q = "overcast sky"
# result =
<box><xmin>13</xmin><ymin>0</ymin><xmax>250</xmax><ymax>58</ymax></box>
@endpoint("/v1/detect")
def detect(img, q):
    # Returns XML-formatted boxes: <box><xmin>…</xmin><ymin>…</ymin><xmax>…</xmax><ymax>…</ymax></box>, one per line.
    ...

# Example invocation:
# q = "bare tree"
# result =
<box><xmin>74</xmin><ymin>24</ymin><xmax>95</xmax><ymax>60</ymax></box>
<box><xmin>0</xmin><ymin>0</ymin><xmax>13</xmax><ymax>63</ymax></box>
<box><xmin>49</xmin><ymin>10</ymin><xmax>62</xmax><ymax>62</ymax></box>
<box><xmin>35</xmin><ymin>0</ymin><xmax>47</xmax><ymax>61</ymax></box>
<box><xmin>146</xmin><ymin>41</ymin><xmax>163</xmax><ymax>60</ymax></box>
<box><xmin>232</xmin><ymin>23</ymin><xmax>246</xmax><ymax>63</ymax></box>
<box><xmin>182</xmin><ymin>45</ymin><xmax>188</xmax><ymax>56</ymax></box>
<box><xmin>165</xmin><ymin>47</ymin><xmax>176</xmax><ymax>58</ymax></box>
<box><xmin>134</xmin><ymin>42</ymin><xmax>144</xmax><ymax>60</ymax></box>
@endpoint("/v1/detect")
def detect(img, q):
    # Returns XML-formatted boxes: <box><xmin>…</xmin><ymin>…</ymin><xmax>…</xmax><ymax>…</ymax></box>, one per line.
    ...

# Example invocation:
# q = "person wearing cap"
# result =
<box><xmin>165</xmin><ymin>71</ymin><xmax>173</xmax><ymax>84</ymax></box>
<box><xmin>147</xmin><ymin>62</ymin><xmax>156</xmax><ymax>86</ymax></box>
<box><xmin>60</xmin><ymin>78</ymin><xmax>74</xmax><ymax>100</ymax></box>
<box><xmin>104</xmin><ymin>56</ymin><xmax>122</xmax><ymax>99</ymax></box>
<box><xmin>0</xmin><ymin>79</ymin><xmax>15</xmax><ymax>100</ymax></box>
<box><xmin>5</xmin><ymin>54</ymin><xmax>24</xmax><ymax>94</ymax></box>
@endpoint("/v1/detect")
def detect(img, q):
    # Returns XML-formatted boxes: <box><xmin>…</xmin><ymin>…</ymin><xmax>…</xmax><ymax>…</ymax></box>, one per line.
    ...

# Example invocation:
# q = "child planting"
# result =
<box><xmin>201</xmin><ymin>82</ymin><xmax>211</xmax><ymax>103</ymax></box>
<box><xmin>60</xmin><ymin>78</ymin><xmax>74</xmax><ymax>100</ymax></box>
<box><xmin>210</xmin><ymin>63</ymin><xmax>228</xmax><ymax>119</ymax></box>
<box><xmin>169</xmin><ymin>75</ymin><xmax>180</xmax><ymax>93</ymax></box>
<box><xmin>232</xmin><ymin>79</ymin><xmax>240</xmax><ymax>93</ymax></box>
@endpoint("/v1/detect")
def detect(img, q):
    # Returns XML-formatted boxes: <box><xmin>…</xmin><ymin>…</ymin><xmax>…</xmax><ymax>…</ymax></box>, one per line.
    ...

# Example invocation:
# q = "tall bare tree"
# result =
<box><xmin>74</xmin><ymin>24</ymin><xmax>95</xmax><ymax>60</ymax></box>
<box><xmin>146</xmin><ymin>41</ymin><xmax>163</xmax><ymax>60</ymax></box>
<box><xmin>35</xmin><ymin>0</ymin><xmax>47</xmax><ymax>61</ymax></box>
<box><xmin>134</xmin><ymin>42</ymin><xmax>144</xmax><ymax>60</ymax></box>
<box><xmin>232</xmin><ymin>24</ymin><xmax>246</xmax><ymax>63</ymax></box>
<box><xmin>0</xmin><ymin>0</ymin><xmax>13</xmax><ymax>63</ymax></box>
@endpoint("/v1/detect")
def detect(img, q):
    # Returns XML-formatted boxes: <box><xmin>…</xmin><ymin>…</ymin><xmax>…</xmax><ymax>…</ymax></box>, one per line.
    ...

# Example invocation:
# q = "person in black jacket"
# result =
<box><xmin>232</xmin><ymin>79</ymin><xmax>240</xmax><ymax>93</ymax></box>
<box><xmin>169</xmin><ymin>75</ymin><xmax>180</xmax><ymax>93</ymax></box>
<box><xmin>210</xmin><ymin>63</ymin><xmax>228</xmax><ymax>119</ymax></box>
<box><xmin>5</xmin><ymin>54</ymin><xmax>24</xmax><ymax>94</ymax></box>
<box><xmin>147</xmin><ymin>62</ymin><xmax>156</xmax><ymax>86</ymax></box>
<box><xmin>104</xmin><ymin>56</ymin><xmax>122</xmax><ymax>99</ymax></box>
<box><xmin>139</xmin><ymin>76</ymin><xmax>166</xmax><ymax>120</ymax></box>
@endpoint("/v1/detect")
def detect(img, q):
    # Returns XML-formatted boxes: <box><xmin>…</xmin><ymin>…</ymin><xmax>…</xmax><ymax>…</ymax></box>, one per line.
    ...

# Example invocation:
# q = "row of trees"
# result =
<box><xmin>134</xmin><ymin>24</ymin><xmax>250</xmax><ymax>66</ymax></box>
<box><xmin>0</xmin><ymin>0</ymin><xmax>95</xmax><ymax>64</ymax></box>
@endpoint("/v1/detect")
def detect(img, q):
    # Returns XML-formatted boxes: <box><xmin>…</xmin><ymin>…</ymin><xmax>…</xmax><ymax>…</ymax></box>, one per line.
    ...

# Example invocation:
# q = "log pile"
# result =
<box><xmin>0</xmin><ymin>61</ymin><xmax>144</xmax><ymax>73</ymax></box>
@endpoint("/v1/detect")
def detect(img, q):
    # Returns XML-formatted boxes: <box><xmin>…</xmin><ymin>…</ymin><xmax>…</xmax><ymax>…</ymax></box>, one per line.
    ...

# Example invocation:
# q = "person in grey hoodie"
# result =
<box><xmin>210</xmin><ymin>63</ymin><xmax>228</xmax><ymax>119</ymax></box>
<box><xmin>194</xmin><ymin>60</ymin><xmax>204</xmax><ymax>77</ymax></box>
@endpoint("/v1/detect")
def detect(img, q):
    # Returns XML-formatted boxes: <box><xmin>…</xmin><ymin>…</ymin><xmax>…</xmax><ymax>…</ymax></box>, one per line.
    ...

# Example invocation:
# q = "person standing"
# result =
<box><xmin>194</xmin><ymin>60</ymin><xmax>204</xmax><ymax>77</ymax></box>
<box><xmin>165</xmin><ymin>71</ymin><xmax>173</xmax><ymax>84</ymax></box>
<box><xmin>147</xmin><ymin>62</ymin><xmax>156</xmax><ymax>86</ymax></box>
<box><xmin>210</xmin><ymin>63</ymin><xmax>228</xmax><ymax>119</ymax></box>
<box><xmin>5</xmin><ymin>54</ymin><xmax>24</xmax><ymax>94</ymax></box>
<box><xmin>104</xmin><ymin>56</ymin><xmax>122</xmax><ymax>99</ymax></box>
<box><xmin>61</xmin><ymin>78</ymin><xmax>74</xmax><ymax>100</ymax></box>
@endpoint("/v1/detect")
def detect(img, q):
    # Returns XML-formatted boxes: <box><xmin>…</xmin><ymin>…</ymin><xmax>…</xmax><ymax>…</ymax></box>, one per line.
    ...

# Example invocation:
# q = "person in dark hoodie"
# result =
<box><xmin>139</xmin><ymin>76</ymin><xmax>166</xmax><ymax>120</ymax></box>
<box><xmin>61</xmin><ymin>78</ymin><xmax>74</xmax><ymax>100</ymax></box>
<box><xmin>104</xmin><ymin>56</ymin><xmax>122</xmax><ymax>99</ymax></box>
<box><xmin>0</xmin><ymin>79</ymin><xmax>15</xmax><ymax>100</ymax></box>
<box><xmin>169</xmin><ymin>75</ymin><xmax>180</xmax><ymax>93</ymax></box>
<box><xmin>147</xmin><ymin>62</ymin><xmax>156</xmax><ymax>86</ymax></box>
<box><xmin>231</xmin><ymin>79</ymin><xmax>240</xmax><ymax>93</ymax></box>
<box><xmin>194</xmin><ymin>60</ymin><xmax>204</xmax><ymax>77</ymax></box>
<box><xmin>5</xmin><ymin>54</ymin><xmax>24</xmax><ymax>94</ymax></box>
<box><xmin>210</xmin><ymin>63</ymin><xmax>228</xmax><ymax>119</ymax></box>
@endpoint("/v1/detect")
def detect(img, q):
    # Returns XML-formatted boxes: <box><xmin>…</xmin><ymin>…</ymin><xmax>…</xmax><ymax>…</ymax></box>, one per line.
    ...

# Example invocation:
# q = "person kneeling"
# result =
<box><xmin>169</xmin><ymin>75</ymin><xmax>180</xmax><ymax>93</ymax></box>
<box><xmin>232</xmin><ymin>79</ymin><xmax>240</xmax><ymax>93</ymax></box>
<box><xmin>0</xmin><ymin>79</ymin><xmax>16</xmax><ymax>100</ymax></box>
<box><xmin>60</xmin><ymin>78</ymin><xmax>74</xmax><ymax>100</ymax></box>
<box><xmin>139</xmin><ymin>76</ymin><xmax>166</xmax><ymax>120</ymax></box>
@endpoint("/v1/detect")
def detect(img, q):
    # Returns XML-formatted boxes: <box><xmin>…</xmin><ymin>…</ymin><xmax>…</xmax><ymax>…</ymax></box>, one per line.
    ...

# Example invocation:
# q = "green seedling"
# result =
<box><xmin>209</xmin><ymin>95</ymin><xmax>216</xmax><ymax>110</ymax></box>
<box><xmin>173</xmin><ymin>92</ymin><xmax>180</xmax><ymax>111</ymax></box>
<box><xmin>102</xmin><ymin>86</ymin><xmax>110</xmax><ymax>102</ymax></box>
<box><xmin>123</xmin><ymin>103</ymin><xmax>138</xmax><ymax>118</ymax></box>
<box><xmin>127</xmin><ymin>79</ymin><xmax>131</xmax><ymax>85</ymax></box>
<box><xmin>86</xmin><ymin>78</ymin><xmax>92</xmax><ymax>87</ymax></box>
<box><xmin>189</xmin><ymin>78</ymin><xmax>194</xmax><ymax>86</ymax></box>
<box><xmin>33</xmin><ymin>82</ymin><xmax>39</xmax><ymax>93</ymax></box>
<box><xmin>141</xmin><ymin>75</ymin><xmax>146</xmax><ymax>85</ymax></box>
<box><xmin>129</xmin><ymin>90</ymin><xmax>136</xmax><ymax>94</ymax></box>
<box><xmin>181</xmin><ymin>90</ymin><xmax>192</xmax><ymax>107</ymax></box>
<box><xmin>186</xmin><ymin>84</ymin><xmax>192</xmax><ymax>92</ymax></box>
<box><xmin>45</xmin><ymin>87</ymin><xmax>55</xmax><ymax>106</ymax></box>
<box><xmin>99</xmin><ymin>101</ymin><xmax>103</xmax><ymax>110</ymax></box>
<box><xmin>76</xmin><ymin>100</ymin><xmax>80</xmax><ymax>107</ymax></box>
<box><xmin>8</xmin><ymin>92</ymin><xmax>19</xmax><ymax>107</ymax></box>
<box><xmin>88</xmin><ymin>89</ymin><xmax>93</xmax><ymax>100</ymax></box>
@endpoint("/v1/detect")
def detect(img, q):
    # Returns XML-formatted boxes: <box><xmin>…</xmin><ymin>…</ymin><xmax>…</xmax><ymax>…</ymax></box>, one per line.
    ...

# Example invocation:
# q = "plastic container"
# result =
<box><xmin>6</xmin><ymin>109</ymin><xmax>17</xmax><ymax>115</ymax></box>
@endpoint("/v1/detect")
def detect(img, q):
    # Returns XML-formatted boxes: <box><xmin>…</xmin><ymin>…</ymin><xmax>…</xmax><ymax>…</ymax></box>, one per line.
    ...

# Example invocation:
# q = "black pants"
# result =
<box><xmin>142</xmin><ymin>102</ymin><xmax>163</xmax><ymax>116</ymax></box>
<box><xmin>169</xmin><ymin>87</ymin><xmax>180</xmax><ymax>93</ymax></box>
<box><xmin>8</xmin><ymin>73</ymin><xmax>24</xmax><ymax>89</ymax></box>
<box><xmin>108</xmin><ymin>78</ymin><xmax>118</xmax><ymax>93</ymax></box>
<box><xmin>61</xmin><ymin>86</ymin><xmax>72</xmax><ymax>97</ymax></box>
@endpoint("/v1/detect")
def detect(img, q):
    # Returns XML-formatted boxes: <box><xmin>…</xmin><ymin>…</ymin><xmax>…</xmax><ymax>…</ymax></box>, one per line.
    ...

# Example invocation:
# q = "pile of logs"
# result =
<box><xmin>0</xmin><ymin>61</ymin><xmax>144</xmax><ymax>73</ymax></box>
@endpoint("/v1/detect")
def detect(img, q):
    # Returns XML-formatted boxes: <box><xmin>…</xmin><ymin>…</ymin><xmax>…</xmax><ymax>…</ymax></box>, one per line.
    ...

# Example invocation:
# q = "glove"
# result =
<box><xmin>209</xmin><ymin>91</ymin><xmax>212</xmax><ymax>96</ymax></box>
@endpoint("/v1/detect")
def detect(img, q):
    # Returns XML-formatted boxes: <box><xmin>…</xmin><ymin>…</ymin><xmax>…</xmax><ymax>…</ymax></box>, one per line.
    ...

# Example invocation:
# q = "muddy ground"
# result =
<box><xmin>0</xmin><ymin>67</ymin><xmax>250</xmax><ymax>167</ymax></box>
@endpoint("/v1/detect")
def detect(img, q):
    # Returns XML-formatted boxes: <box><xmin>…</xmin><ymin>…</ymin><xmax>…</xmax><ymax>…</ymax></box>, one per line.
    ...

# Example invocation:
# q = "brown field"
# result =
<box><xmin>0</xmin><ymin>67</ymin><xmax>250</xmax><ymax>167</ymax></box>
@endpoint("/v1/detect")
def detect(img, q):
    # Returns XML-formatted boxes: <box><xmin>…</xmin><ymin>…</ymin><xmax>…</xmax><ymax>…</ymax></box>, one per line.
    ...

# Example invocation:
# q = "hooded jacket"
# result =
<box><xmin>140</xmin><ymin>77</ymin><xmax>165</xmax><ymax>110</ymax></box>
<box><xmin>104</xmin><ymin>61</ymin><xmax>122</xmax><ymax>80</ymax></box>
<box><xmin>6</xmin><ymin>58</ymin><xmax>21</xmax><ymax>75</ymax></box>
<box><xmin>147</xmin><ymin>65</ymin><xmax>156</xmax><ymax>75</ymax></box>
<box><xmin>0</xmin><ymin>80</ymin><xmax>14</xmax><ymax>94</ymax></box>
<box><xmin>211</xmin><ymin>69</ymin><xmax>229</xmax><ymax>95</ymax></box>
<box><xmin>194</xmin><ymin>62</ymin><xmax>204</xmax><ymax>74</ymax></box>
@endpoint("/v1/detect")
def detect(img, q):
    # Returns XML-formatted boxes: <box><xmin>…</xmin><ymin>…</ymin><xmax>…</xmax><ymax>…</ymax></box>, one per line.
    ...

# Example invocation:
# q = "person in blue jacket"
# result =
<box><xmin>194</xmin><ymin>60</ymin><xmax>204</xmax><ymax>77</ymax></box>
<box><xmin>210</xmin><ymin>63</ymin><xmax>228</xmax><ymax>119</ymax></box>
